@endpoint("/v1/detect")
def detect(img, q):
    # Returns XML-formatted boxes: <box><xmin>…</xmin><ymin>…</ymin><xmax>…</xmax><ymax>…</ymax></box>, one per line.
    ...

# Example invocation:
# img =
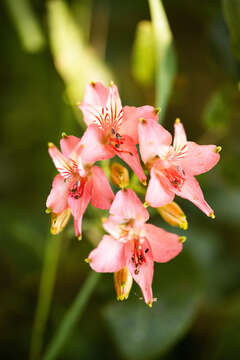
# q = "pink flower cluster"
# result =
<box><xmin>46</xmin><ymin>81</ymin><xmax>220</xmax><ymax>306</ymax></box>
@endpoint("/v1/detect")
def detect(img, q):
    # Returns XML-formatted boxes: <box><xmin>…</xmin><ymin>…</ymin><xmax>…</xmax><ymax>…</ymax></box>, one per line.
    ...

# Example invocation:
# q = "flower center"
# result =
<box><xmin>163</xmin><ymin>164</ymin><xmax>185</xmax><ymax>189</ymax></box>
<box><xmin>69</xmin><ymin>178</ymin><xmax>87</xmax><ymax>199</ymax></box>
<box><xmin>131</xmin><ymin>238</ymin><xmax>149</xmax><ymax>275</ymax></box>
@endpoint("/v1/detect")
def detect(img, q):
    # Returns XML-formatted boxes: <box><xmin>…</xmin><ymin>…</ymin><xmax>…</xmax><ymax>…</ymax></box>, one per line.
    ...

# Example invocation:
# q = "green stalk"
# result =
<box><xmin>42</xmin><ymin>271</ymin><xmax>101</xmax><ymax>360</ymax></box>
<box><xmin>29</xmin><ymin>235</ymin><xmax>62</xmax><ymax>360</ymax></box>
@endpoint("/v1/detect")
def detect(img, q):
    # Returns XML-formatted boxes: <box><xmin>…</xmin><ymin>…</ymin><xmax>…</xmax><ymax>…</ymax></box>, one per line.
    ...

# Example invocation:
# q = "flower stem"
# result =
<box><xmin>29</xmin><ymin>235</ymin><xmax>62</xmax><ymax>360</ymax></box>
<box><xmin>42</xmin><ymin>271</ymin><xmax>101</xmax><ymax>360</ymax></box>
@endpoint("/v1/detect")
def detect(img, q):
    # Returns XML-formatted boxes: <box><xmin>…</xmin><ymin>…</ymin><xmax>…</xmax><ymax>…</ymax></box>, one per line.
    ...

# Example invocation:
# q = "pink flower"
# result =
<box><xmin>138</xmin><ymin>118</ymin><xmax>221</xmax><ymax>217</ymax></box>
<box><xmin>79</xmin><ymin>81</ymin><xmax>159</xmax><ymax>183</ymax></box>
<box><xmin>87</xmin><ymin>189</ymin><xmax>183</xmax><ymax>306</ymax></box>
<box><xmin>46</xmin><ymin>131</ymin><xmax>114</xmax><ymax>238</ymax></box>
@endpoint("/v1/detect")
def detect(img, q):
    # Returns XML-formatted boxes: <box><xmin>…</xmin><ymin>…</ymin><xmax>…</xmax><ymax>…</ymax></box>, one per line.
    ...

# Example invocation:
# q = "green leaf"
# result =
<box><xmin>148</xmin><ymin>0</ymin><xmax>177</xmax><ymax>122</ymax></box>
<box><xmin>132</xmin><ymin>21</ymin><xmax>156</xmax><ymax>86</ymax></box>
<box><xmin>47</xmin><ymin>0</ymin><xmax>113</xmax><ymax>105</ymax></box>
<box><xmin>4</xmin><ymin>0</ymin><xmax>45</xmax><ymax>53</ymax></box>
<box><xmin>202</xmin><ymin>86</ymin><xmax>233</xmax><ymax>134</ymax></box>
<box><xmin>103</xmin><ymin>251</ymin><xmax>204</xmax><ymax>360</ymax></box>
<box><xmin>222</xmin><ymin>0</ymin><xmax>240</xmax><ymax>60</ymax></box>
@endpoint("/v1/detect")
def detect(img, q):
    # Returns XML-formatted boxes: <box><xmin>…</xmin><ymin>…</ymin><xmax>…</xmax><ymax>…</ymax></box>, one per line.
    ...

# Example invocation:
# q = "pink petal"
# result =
<box><xmin>144</xmin><ymin>224</ymin><xmax>182</xmax><ymax>263</ymax></box>
<box><xmin>80</xmin><ymin>125</ymin><xmax>114</xmax><ymax>166</ymax></box>
<box><xmin>67</xmin><ymin>178</ymin><xmax>93</xmax><ymax>234</ymax></box>
<box><xmin>90</xmin><ymin>166</ymin><xmax>114</xmax><ymax>209</ymax></box>
<box><xmin>138</xmin><ymin>118</ymin><xmax>172</xmax><ymax>163</ymax></box>
<box><xmin>177</xmin><ymin>141</ymin><xmax>220</xmax><ymax>176</ymax></box>
<box><xmin>106</xmin><ymin>83</ymin><xmax>122</xmax><ymax>118</ymax></box>
<box><xmin>60</xmin><ymin>135</ymin><xmax>81</xmax><ymax>158</ymax></box>
<box><xmin>74</xmin><ymin>216</ymin><xmax>83</xmax><ymax>237</ymax></box>
<box><xmin>46</xmin><ymin>174</ymin><xmax>69</xmax><ymax>213</ymax></box>
<box><xmin>88</xmin><ymin>235</ymin><xmax>125</xmax><ymax>272</ymax></box>
<box><xmin>120</xmin><ymin>105</ymin><xmax>158</xmax><ymax>144</ymax></box>
<box><xmin>48</xmin><ymin>144</ymin><xmax>74</xmax><ymax>180</ymax></box>
<box><xmin>114</xmin><ymin>135</ymin><xmax>146</xmax><ymax>184</ymax></box>
<box><xmin>173</xmin><ymin>120</ymin><xmax>187</xmax><ymax>151</ymax></box>
<box><xmin>125</xmin><ymin>240</ymin><xmax>153</xmax><ymax>305</ymax></box>
<box><xmin>146</xmin><ymin>168</ymin><xmax>175</xmax><ymax>207</ymax></box>
<box><xmin>102</xmin><ymin>216</ymin><xmax>123</xmax><ymax>239</ymax></box>
<box><xmin>79</xmin><ymin>82</ymin><xmax>109</xmax><ymax>125</ymax></box>
<box><xmin>174</xmin><ymin>175</ymin><xmax>214</xmax><ymax>216</ymax></box>
<box><xmin>110</xmin><ymin>189</ymin><xmax>149</xmax><ymax>225</ymax></box>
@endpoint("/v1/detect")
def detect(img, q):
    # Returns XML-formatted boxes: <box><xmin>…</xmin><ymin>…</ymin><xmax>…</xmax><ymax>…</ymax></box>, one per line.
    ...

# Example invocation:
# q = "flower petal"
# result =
<box><xmin>177</xmin><ymin>141</ymin><xmax>220</xmax><ymax>176</ymax></box>
<box><xmin>60</xmin><ymin>135</ymin><xmax>81</xmax><ymax>158</ymax></box>
<box><xmin>48</xmin><ymin>143</ymin><xmax>75</xmax><ymax>180</ymax></box>
<box><xmin>80</xmin><ymin>125</ymin><xmax>114</xmax><ymax>166</ymax></box>
<box><xmin>68</xmin><ymin>178</ymin><xmax>93</xmax><ymax>235</ymax></box>
<box><xmin>46</xmin><ymin>174</ymin><xmax>69</xmax><ymax>213</ymax></box>
<box><xmin>88</xmin><ymin>235</ymin><xmax>125</xmax><ymax>272</ymax></box>
<box><xmin>106</xmin><ymin>83</ymin><xmax>122</xmax><ymax>120</ymax></box>
<box><xmin>120</xmin><ymin>105</ymin><xmax>158</xmax><ymax>144</ymax></box>
<box><xmin>125</xmin><ymin>240</ymin><xmax>153</xmax><ymax>306</ymax></box>
<box><xmin>79</xmin><ymin>82</ymin><xmax>109</xmax><ymax>125</ymax></box>
<box><xmin>102</xmin><ymin>216</ymin><xmax>123</xmax><ymax>238</ymax></box>
<box><xmin>138</xmin><ymin>118</ymin><xmax>172</xmax><ymax>163</ymax></box>
<box><xmin>146</xmin><ymin>168</ymin><xmax>175</xmax><ymax>207</ymax></box>
<box><xmin>144</xmin><ymin>224</ymin><xmax>182</xmax><ymax>263</ymax></box>
<box><xmin>114</xmin><ymin>135</ymin><xmax>146</xmax><ymax>183</ymax></box>
<box><xmin>90</xmin><ymin>166</ymin><xmax>114</xmax><ymax>209</ymax></box>
<box><xmin>173</xmin><ymin>119</ymin><xmax>187</xmax><ymax>152</ymax></box>
<box><xmin>174</xmin><ymin>175</ymin><xmax>214</xmax><ymax>216</ymax></box>
<box><xmin>110</xmin><ymin>189</ymin><xmax>149</xmax><ymax>225</ymax></box>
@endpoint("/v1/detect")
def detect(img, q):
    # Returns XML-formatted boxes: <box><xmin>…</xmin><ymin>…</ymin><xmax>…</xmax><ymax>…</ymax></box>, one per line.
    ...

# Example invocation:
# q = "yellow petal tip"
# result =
<box><xmin>215</xmin><ymin>146</ymin><xmax>222</xmax><ymax>153</ymax></box>
<box><xmin>144</xmin><ymin>201</ymin><xmax>149</xmax><ymax>208</ymax></box>
<box><xmin>179</xmin><ymin>236</ymin><xmax>187</xmax><ymax>243</ymax></box>
<box><xmin>90</xmin><ymin>81</ymin><xmax>96</xmax><ymax>86</ymax></box>
<box><xmin>48</xmin><ymin>142</ymin><xmax>55</xmax><ymax>148</ymax></box>
<box><xmin>45</xmin><ymin>208</ymin><xmax>52</xmax><ymax>214</ymax></box>
<box><xmin>78</xmin><ymin>234</ymin><xmax>82</xmax><ymax>241</ymax></box>
<box><xmin>84</xmin><ymin>258</ymin><xmax>91</xmax><ymax>264</ymax></box>
<box><xmin>139</xmin><ymin>117</ymin><xmax>146</xmax><ymax>124</ymax></box>
<box><xmin>154</xmin><ymin>107</ymin><xmax>161</xmax><ymax>114</ymax></box>
<box><xmin>209</xmin><ymin>212</ymin><xmax>215</xmax><ymax>219</ymax></box>
<box><xmin>142</xmin><ymin>179</ymin><xmax>147</xmax><ymax>186</ymax></box>
<box><xmin>147</xmin><ymin>302</ymin><xmax>152</xmax><ymax>308</ymax></box>
<box><xmin>61</xmin><ymin>132</ymin><xmax>68</xmax><ymax>138</ymax></box>
<box><xmin>109</xmin><ymin>80</ymin><xmax>114</xmax><ymax>87</ymax></box>
<box><xmin>175</xmin><ymin>118</ymin><xmax>181</xmax><ymax>124</ymax></box>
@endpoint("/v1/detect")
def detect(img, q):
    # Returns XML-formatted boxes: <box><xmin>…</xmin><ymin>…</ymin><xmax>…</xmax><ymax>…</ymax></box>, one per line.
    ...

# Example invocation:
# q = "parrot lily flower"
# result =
<box><xmin>79</xmin><ymin>81</ymin><xmax>159</xmax><ymax>183</ymax></box>
<box><xmin>138</xmin><ymin>118</ymin><xmax>221</xmax><ymax>217</ymax></box>
<box><xmin>46</xmin><ymin>131</ymin><xmax>114</xmax><ymax>238</ymax></box>
<box><xmin>87</xmin><ymin>189</ymin><xmax>183</xmax><ymax>306</ymax></box>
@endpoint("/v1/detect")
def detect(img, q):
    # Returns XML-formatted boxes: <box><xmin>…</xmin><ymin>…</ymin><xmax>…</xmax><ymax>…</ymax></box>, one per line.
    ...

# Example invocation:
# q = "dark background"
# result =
<box><xmin>0</xmin><ymin>0</ymin><xmax>240</xmax><ymax>359</ymax></box>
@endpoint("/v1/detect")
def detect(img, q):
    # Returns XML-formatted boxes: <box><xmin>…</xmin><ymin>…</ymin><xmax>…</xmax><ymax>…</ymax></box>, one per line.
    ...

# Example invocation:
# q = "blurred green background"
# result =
<box><xmin>1</xmin><ymin>0</ymin><xmax>240</xmax><ymax>359</ymax></box>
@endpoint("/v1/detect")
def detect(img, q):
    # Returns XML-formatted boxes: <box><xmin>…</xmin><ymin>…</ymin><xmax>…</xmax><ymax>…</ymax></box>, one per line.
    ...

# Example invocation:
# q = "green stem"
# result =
<box><xmin>42</xmin><ymin>271</ymin><xmax>101</xmax><ymax>360</ymax></box>
<box><xmin>29</xmin><ymin>235</ymin><xmax>62</xmax><ymax>360</ymax></box>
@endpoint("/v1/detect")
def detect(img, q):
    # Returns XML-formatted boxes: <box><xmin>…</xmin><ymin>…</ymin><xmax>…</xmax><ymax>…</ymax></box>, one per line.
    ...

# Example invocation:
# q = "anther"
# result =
<box><xmin>145</xmin><ymin>248</ymin><xmax>149</xmax><ymax>253</ymax></box>
<box><xmin>115</xmin><ymin>143</ymin><xmax>120</xmax><ymax>148</ymax></box>
<box><xmin>134</xmin><ymin>269</ymin><xmax>139</xmax><ymax>275</ymax></box>
<box><xmin>116</xmin><ymin>133</ymin><xmax>121</xmax><ymax>140</ymax></box>
<box><xmin>112</xmin><ymin>128</ymin><xmax>115</xmax><ymax>135</ymax></box>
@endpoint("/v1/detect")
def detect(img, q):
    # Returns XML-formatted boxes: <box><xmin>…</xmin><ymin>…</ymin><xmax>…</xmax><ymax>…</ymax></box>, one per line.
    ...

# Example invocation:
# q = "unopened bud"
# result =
<box><xmin>50</xmin><ymin>208</ymin><xmax>71</xmax><ymax>235</ymax></box>
<box><xmin>114</xmin><ymin>267</ymin><xmax>133</xmax><ymax>301</ymax></box>
<box><xmin>110</xmin><ymin>163</ymin><xmax>129</xmax><ymax>188</ymax></box>
<box><xmin>157</xmin><ymin>201</ymin><xmax>188</xmax><ymax>230</ymax></box>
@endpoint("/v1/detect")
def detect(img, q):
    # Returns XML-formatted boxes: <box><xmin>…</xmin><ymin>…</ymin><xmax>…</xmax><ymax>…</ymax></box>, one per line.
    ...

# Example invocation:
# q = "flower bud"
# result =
<box><xmin>157</xmin><ymin>201</ymin><xmax>188</xmax><ymax>230</ymax></box>
<box><xmin>50</xmin><ymin>208</ymin><xmax>71</xmax><ymax>235</ymax></box>
<box><xmin>110</xmin><ymin>163</ymin><xmax>129</xmax><ymax>188</ymax></box>
<box><xmin>114</xmin><ymin>267</ymin><xmax>133</xmax><ymax>301</ymax></box>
